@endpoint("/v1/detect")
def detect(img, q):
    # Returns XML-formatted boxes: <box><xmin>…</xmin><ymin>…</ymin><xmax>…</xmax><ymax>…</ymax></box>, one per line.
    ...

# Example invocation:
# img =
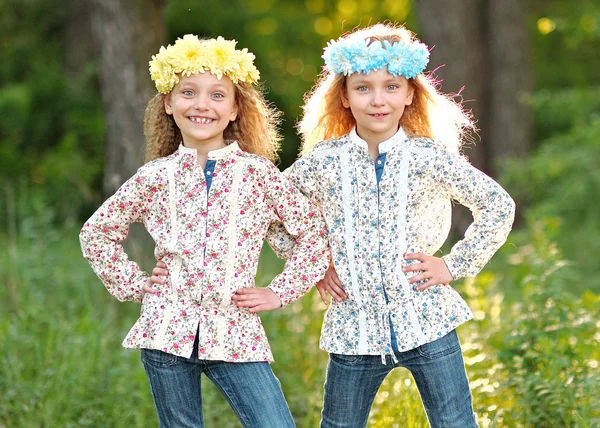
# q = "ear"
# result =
<box><xmin>341</xmin><ymin>87</ymin><xmax>350</xmax><ymax>109</ymax></box>
<box><xmin>405</xmin><ymin>84</ymin><xmax>415</xmax><ymax>106</ymax></box>
<box><xmin>163</xmin><ymin>94</ymin><xmax>173</xmax><ymax>115</ymax></box>
<box><xmin>230</xmin><ymin>105</ymin><xmax>238</xmax><ymax>122</ymax></box>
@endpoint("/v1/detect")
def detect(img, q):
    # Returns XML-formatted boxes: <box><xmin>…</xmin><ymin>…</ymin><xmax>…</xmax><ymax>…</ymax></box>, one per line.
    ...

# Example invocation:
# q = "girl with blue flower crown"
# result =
<box><xmin>80</xmin><ymin>35</ymin><xmax>330</xmax><ymax>428</ymax></box>
<box><xmin>278</xmin><ymin>22</ymin><xmax>514</xmax><ymax>427</ymax></box>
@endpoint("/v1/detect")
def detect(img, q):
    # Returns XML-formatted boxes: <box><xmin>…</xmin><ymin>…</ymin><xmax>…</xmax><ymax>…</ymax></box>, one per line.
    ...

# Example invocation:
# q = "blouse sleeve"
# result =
<box><xmin>79</xmin><ymin>170</ymin><xmax>151</xmax><ymax>303</ymax></box>
<box><xmin>265</xmin><ymin>155</ymin><xmax>319</xmax><ymax>260</ymax></box>
<box><xmin>262</xmin><ymin>163</ymin><xmax>329</xmax><ymax>307</ymax></box>
<box><xmin>439</xmin><ymin>150</ymin><xmax>516</xmax><ymax>280</ymax></box>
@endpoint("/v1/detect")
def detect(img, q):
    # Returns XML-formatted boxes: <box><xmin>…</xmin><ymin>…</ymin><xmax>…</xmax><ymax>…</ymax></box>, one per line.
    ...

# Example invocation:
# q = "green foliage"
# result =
<box><xmin>530</xmin><ymin>0</ymin><xmax>600</xmax><ymax>90</ymax></box>
<box><xmin>0</xmin><ymin>0</ymin><xmax>105</xmax><ymax>227</ymax></box>
<box><xmin>456</xmin><ymin>224</ymin><xmax>600</xmax><ymax>427</ymax></box>
<box><xmin>501</xmin><ymin>231</ymin><xmax>599</xmax><ymax>426</ymax></box>
<box><xmin>501</xmin><ymin>87</ymin><xmax>600</xmax><ymax>288</ymax></box>
<box><xmin>2</xmin><ymin>215</ymin><xmax>598</xmax><ymax>427</ymax></box>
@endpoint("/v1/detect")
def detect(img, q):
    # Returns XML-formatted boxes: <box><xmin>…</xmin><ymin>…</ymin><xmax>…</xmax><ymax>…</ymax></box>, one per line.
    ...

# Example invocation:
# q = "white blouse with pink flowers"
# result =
<box><xmin>80</xmin><ymin>143</ymin><xmax>329</xmax><ymax>363</ymax></box>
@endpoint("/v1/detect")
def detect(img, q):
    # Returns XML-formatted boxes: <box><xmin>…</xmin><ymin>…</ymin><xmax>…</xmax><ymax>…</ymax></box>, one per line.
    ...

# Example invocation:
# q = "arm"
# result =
<box><xmin>265</xmin><ymin>157</ymin><xmax>317</xmax><ymax>260</ymax></box>
<box><xmin>79</xmin><ymin>170</ymin><xmax>151</xmax><ymax>303</ymax></box>
<box><xmin>440</xmin><ymin>150</ymin><xmax>516</xmax><ymax>280</ymax></box>
<box><xmin>263</xmin><ymin>163</ymin><xmax>330</xmax><ymax>307</ymax></box>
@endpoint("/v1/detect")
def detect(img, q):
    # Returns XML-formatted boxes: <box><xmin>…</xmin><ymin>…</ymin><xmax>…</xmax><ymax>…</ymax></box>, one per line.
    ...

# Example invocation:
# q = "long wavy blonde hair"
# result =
<box><xmin>298</xmin><ymin>23</ymin><xmax>475</xmax><ymax>155</ymax></box>
<box><xmin>144</xmin><ymin>80</ymin><xmax>281</xmax><ymax>162</ymax></box>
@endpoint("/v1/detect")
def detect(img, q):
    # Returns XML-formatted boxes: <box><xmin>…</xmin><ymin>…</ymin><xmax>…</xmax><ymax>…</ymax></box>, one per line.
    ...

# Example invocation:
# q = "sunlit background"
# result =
<box><xmin>1</xmin><ymin>0</ymin><xmax>599</xmax><ymax>426</ymax></box>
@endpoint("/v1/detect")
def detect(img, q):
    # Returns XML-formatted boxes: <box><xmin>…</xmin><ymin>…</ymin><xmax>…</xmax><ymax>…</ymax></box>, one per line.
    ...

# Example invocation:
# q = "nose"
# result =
<box><xmin>370</xmin><ymin>89</ymin><xmax>385</xmax><ymax>107</ymax></box>
<box><xmin>193</xmin><ymin>95</ymin><xmax>209</xmax><ymax>110</ymax></box>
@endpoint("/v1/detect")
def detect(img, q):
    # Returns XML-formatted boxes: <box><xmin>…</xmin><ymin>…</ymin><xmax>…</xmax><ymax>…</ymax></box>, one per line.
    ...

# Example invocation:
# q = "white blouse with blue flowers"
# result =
<box><xmin>268</xmin><ymin>128</ymin><xmax>515</xmax><ymax>358</ymax></box>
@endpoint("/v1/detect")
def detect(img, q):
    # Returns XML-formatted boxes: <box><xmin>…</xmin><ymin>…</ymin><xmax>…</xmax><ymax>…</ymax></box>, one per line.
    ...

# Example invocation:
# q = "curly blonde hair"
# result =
<box><xmin>298</xmin><ymin>23</ymin><xmax>475</xmax><ymax>155</ymax></box>
<box><xmin>144</xmin><ymin>81</ymin><xmax>281</xmax><ymax>162</ymax></box>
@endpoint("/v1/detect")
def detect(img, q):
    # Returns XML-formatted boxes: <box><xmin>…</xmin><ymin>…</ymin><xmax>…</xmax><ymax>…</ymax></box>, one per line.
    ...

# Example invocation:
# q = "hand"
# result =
<box><xmin>316</xmin><ymin>264</ymin><xmax>348</xmax><ymax>305</ymax></box>
<box><xmin>232</xmin><ymin>288</ymin><xmax>282</xmax><ymax>313</ymax></box>
<box><xmin>143</xmin><ymin>261</ymin><xmax>169</xmax><ymax>297</ymax></box>
<box><xmin>402</xmin><ymin>253</ymin><xmax>453</xmax><ymax>291</ymax></box>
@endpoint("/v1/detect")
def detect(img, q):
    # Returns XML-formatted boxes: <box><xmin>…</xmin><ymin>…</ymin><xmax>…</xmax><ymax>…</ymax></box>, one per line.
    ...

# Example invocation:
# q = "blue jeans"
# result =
<box><xmin>320</xmin><ymin>330</ymin><xmax>477</xmax><ymax>428</ymax></box>
<box><xmin>141</xmin><ymin>343</ymin><xmax>295</xmax><ymax>427</ymax></box>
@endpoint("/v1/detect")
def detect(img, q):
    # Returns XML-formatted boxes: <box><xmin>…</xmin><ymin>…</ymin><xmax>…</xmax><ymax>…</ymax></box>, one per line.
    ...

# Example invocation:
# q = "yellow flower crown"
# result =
<box><xmin>149</xmin><ymin>35</ymin><xmax>260</xmax><ymax>94</ymax></box>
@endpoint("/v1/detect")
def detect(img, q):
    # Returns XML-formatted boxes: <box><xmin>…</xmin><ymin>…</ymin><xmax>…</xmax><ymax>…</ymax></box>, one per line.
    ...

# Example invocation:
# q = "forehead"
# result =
<box><xmin>176</xmin><ymin>72</ymin><xmax>235</xmax><ymax>90</ymax></box>
<box><xmin>346</xmin><ymin>68</ymin><xmax>407</xmax><ymax>85</ymax></box>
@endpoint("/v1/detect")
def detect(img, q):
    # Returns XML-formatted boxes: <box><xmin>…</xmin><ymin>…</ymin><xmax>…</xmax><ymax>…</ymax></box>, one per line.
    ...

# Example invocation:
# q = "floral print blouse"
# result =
<box><xmin>80</xmin><ymin>143</ymin><xmax>329</xmax><ymax>363</ymax></box>
<box><xmin>269</xmin><ymin>128</ymin><xmax>515</xmax><ymax>357</ymax></box>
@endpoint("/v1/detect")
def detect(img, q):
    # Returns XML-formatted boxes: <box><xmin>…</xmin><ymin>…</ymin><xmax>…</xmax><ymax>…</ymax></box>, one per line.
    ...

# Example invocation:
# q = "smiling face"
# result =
<box><xmin>341</xmin><ymin>67</ymin><xmax>414</xmax><ymax>145</ymax></box>
<box><xmin>164</xmin><ymin>72</ymin><xmax>238</xmax><ymax>150</ymax></box>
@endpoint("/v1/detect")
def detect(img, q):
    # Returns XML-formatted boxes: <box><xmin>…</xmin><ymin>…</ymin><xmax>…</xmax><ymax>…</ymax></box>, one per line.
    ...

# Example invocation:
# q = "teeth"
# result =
<box><xmin>190</xmin><ymin>117</ymin><xmax>213</xmax><ymax>124</ymax></box>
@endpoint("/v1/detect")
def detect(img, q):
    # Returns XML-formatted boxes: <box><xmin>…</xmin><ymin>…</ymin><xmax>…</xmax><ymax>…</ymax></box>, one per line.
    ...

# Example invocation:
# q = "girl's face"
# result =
<box><xmin>164</xmin><ymin>73</ymin><xmax>238</xmax><ymax>149</ymax></box>
<box><xmin>341</xmin><ymin>68</ymin><xmax>414</xmax><ymax>145</ymax></box>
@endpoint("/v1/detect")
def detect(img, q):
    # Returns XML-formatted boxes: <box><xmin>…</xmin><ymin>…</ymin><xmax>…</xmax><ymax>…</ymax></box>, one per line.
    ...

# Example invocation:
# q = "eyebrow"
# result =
<box><xmin>350</xmin><ymin>79</ymin><xmax>402</xmax><ymax>85</ymax></box>
<box><xmin>179</xmin><ymin>83</ymin><xmax>232</xmax><ymax>92</ymax></box>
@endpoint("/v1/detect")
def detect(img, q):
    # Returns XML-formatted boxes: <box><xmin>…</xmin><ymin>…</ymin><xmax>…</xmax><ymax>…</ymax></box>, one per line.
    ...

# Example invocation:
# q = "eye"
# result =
<box><xmin>182</xmin><ymin>89</ymin><xmax>194</xmax><ymax>96</ymax></box>
<box><xmin>212</xmin><ymin>92</ymin><xmax>225</xmax><ymax>99</ymax></box>
<box><xmin>387</xmin><ymin>84</ymin><xmax>399</xmax><ymax>90</ymax></box>
<box><xmin>356</xmin><ymin>86</ymin><xmax>369</xmax><ymax>92</ymax></box>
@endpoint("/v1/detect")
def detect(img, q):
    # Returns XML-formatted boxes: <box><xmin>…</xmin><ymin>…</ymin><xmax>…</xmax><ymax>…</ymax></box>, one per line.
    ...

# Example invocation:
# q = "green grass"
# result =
<box><xmin>1</xmin><ymin>219</ymin><xmax>598</xmax><ymax>427</ymax></box>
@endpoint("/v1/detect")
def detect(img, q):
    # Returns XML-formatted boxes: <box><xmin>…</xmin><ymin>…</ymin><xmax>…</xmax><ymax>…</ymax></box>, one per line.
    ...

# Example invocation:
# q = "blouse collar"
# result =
<box><xmin>348</xmin><ymin>127</ymin><xmax>408</xmax><ymax>154</ymax></box>
<box><xmin>177</xmin><ymin>141</ymin><xmax>241</xmax><ymax>159</ymax></box>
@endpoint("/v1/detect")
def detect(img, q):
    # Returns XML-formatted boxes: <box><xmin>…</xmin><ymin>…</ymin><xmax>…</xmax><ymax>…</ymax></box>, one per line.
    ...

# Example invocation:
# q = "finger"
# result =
<box><xmin>157</xmin><ymin>261</ymin><xmax>167</xmax><ymax>268</ymax></box>
<box><xmin>407</xmin><ymin>273</ymin><xmax>429</xmax><ymax>284</ymax></box>
<box><xmin>404</xmin><ymin>252</ymin><xmax>425</xmax><ymax>261</ymax></box>
<box><xmin>402</xmin><ymin>263</ymin><xmax>426</xmax><ymax>273</ymax></box>
<box><xmin>325</xmin><ymin>284</ymin><xmax>346</xmax><ymax>302</ymax></box>
<box><xmin>249</xmin><ymin>303</ymin><xmax>278</xmax><ymax>313</ymax></box>
<box><xmin>416</xmin><ymin>280</ymin><xmax>437</xmax><ymax>291</ymax></box>
<box><xmin>152</xmin><ymin>267</ymin><xmax>169</xmax><ymax>276</ymax></box>
<box><xmin>235</xmin><ymin>288</ymin><xmax>257</xmax><ymax>295</ymax></box>
<box><xmin>330</xmin><ymin>270</ymin><xmax>343</xmax><ymax>288</ymax></box>
<box><xmin>317</xmin><ymin>286</ymin><xmax>330</xmax><ymax>305</ymax></box>
<box><xmin>142</xmin><ymin>284</ymin><xmax>157</xmax><ymax>294</ymax></box>
<box><xmin>234</xmin><ymin>297</ymin><xmax>262</xmax><ymax>307</ymax></box>
<box><xmin>232</xmin><ymin>292</ymin><xmax>261</xmax><ymax>302</ymax></box>
<box><xmin>148</xmin><ymin>275</ymin><xmax>166</xmax><ymax>285</ymax></box>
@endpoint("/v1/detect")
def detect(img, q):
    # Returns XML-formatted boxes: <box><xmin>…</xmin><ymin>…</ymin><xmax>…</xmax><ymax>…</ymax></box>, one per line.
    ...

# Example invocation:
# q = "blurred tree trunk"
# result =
<box><xmin>415</xmin><ymin>0</ymin><xmax>488</xmax><ymax>171</ymax></box>
<box><xmin>65</xmin><ymin>0</ymin><xmax>97</xmax><ymax>75</ymax></box>
<box><xmin>487</xmin><ymin>0</ymin><xmax>532</xmax><ymax>173</ymax></box>
<box><xmin>415</xmin><ymin>0</ymin><xmax>531</xmax><ymax>235</ymax></box>
<box><xmin>87</xmin><ymin>0</ymin><xmax>167</xmax><ymax>261</ymax></box>
<box><xmin>415</xmin><ymin>0</ymin><xmax>532</xmax><ymax>176</ymax></box>
<box><xmin>88</xmin><ymin>0</ymin><xmax>167</xmax><ymax>196</ymax></box>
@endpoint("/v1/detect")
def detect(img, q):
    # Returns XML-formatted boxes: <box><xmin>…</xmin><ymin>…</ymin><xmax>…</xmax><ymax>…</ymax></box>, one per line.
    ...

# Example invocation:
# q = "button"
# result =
<box><xmin>377</xmin><ymin>160</ymin><xmax>382</xmax><ymax>164</ymax></box>
<box><xmin>206</xmin><ymin>171</ymin><xmax>212</xmax><ymax>175</ymax></box>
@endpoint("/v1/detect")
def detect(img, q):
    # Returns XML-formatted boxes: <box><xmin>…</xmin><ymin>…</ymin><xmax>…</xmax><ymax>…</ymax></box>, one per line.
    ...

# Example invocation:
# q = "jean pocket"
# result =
<box><xmin>417</xmin><ymin>330</ymin><xmax>461</xmax><ymax>360</ymax></box>
<box><xmin>141</xmin><ymin>348</ymin><xmax>179</xmax><ymax>368</ymax></box>
<box><xmin>330</xmin><ymin>353</ymin><xmax>364</xmax><ymax>366</ymax></box>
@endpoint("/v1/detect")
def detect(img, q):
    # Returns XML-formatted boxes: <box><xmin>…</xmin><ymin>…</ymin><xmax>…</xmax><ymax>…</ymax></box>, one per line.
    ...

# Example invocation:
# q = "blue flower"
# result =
<box><xmin>382</xmin><ymin>40</ymin><xmax>408</xmax><ymax>77</ymax></box>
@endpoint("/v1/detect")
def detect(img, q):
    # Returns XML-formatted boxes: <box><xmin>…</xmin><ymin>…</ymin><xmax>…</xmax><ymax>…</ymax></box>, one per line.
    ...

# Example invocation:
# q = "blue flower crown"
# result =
<box><xmin>322</xmin><ymin>38</ymin><xmax>429</xmax><ymax>79</ymax></box>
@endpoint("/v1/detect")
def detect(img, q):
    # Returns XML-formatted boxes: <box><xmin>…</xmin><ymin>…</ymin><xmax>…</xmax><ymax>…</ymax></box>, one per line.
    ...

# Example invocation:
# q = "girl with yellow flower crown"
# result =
<box><xmin>79</xmin><ymin>34</ymin><xmax>329</xmax><ymax>427</ymax></box>
<box><xmin>269</xmin><ymin>22</ymin><xmax>515</xmax><ymax>427</ymax></box>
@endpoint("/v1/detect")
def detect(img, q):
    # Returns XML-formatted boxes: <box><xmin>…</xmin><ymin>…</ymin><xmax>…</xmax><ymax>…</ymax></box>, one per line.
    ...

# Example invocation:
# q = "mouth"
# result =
<box><xmin>188</xmin><ymin>116</ymin><xmax>215</xmax><ymax>124</ymax></box>
<box><xmin>369</xmin><ymin>113</ymin><xmax>390</xmax><ymax>119</ymax></box>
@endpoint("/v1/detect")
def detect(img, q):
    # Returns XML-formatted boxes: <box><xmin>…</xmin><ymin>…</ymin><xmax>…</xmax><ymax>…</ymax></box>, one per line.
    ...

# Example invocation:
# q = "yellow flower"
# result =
<box><xmin>149</xmin><ymin>47</ymin><xmax>179</xmax><ymax>94</ymax></box>
<box><xmin>169</xmin><ymin>34</ymin><xmax>206</xmax><ymax>76</ymax></box>
<box><xmin>202</xmin><ymin>37</ymin><xmax>238</xmax><ymax>80</ymax></box>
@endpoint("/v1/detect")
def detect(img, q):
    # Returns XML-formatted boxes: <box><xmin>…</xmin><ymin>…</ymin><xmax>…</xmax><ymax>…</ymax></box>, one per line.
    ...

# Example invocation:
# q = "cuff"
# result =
<box><xmin>441</xmin><ymin>255</ymin><xmax>459</xmax><ymax>281</ymax></box>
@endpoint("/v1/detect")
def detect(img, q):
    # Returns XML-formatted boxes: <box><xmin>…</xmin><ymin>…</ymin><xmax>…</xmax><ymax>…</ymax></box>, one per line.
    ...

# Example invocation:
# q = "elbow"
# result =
<box><xmin>507</xmin><ymin>196</ymin><xmax>516</xmax><ymax>224</ymax></box>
